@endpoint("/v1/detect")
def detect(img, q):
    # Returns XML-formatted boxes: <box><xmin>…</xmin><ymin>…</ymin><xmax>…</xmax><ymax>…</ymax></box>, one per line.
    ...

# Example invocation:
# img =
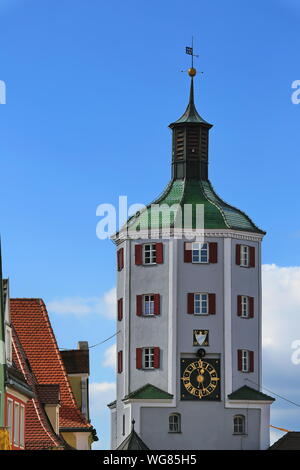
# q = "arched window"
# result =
<box><xmin>233</xmin><ymin>415</ymin><xmax>246</xmax><ymax>434</ymax></box>
<box><xmin>169</xmin><ymin>413</ymin><xmax>181</xmax><ymax>433</ymax></box>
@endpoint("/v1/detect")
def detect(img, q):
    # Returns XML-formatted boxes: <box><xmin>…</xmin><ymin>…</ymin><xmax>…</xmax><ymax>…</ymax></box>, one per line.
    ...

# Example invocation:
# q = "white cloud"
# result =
<box><xmin>47</xmin><ymin>287</ymin><xmax>116</xmax><ymax>318</ymax></box>
<box><xmin>262</xmin><ymin>264</ymin><xmax>300</xmax><ymax>352</ymax></box>
<box><xmin>102</xmin><ymin>344</ymin><xmax>116</xmax><ymax>369</ymax></box>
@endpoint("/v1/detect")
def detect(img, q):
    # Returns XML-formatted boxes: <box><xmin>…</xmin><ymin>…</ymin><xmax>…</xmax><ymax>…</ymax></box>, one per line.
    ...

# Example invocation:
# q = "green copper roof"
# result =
<box><xmin>169</xmin><ymin>77</ymin><xmax>212</xmax><ymax>127</ymax></box>
<box><xmin>125</xmin><ymin>178</ymin><xmax>265</xmax><ymax>234</ymax></box>
<box><xmin>228</xmin><ymin>385</ymin><xmax>275</xmax><ymax>401</ymax></box>
<box><xmin>123</xmin><ymin>383</ymin><xmax>173</xmax><ymax>400</ymax></box>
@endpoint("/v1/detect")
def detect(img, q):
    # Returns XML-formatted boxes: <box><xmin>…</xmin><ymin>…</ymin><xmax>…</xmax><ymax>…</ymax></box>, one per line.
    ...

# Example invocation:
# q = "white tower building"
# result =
<box><xmin>108</xmin><ymin>67</ymin><xmax>274</xmax><ymax>450</ymax></box>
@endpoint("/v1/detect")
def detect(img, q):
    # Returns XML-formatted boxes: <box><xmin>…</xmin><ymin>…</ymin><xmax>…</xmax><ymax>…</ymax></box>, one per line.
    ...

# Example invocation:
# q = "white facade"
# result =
<box><xmin>109</xmin><ymin>229</ymin><xmax>273</xmax><ymax>450</ymax></box>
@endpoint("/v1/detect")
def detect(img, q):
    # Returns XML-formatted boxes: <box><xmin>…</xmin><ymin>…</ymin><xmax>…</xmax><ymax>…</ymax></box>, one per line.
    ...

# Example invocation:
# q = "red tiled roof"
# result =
<box><xmin>61</xmin><ymin>349</ymin><xmax>89</xmax><ymax>374</ymax></box>
<box><xmin>10</xmin><ymin>299</ymin><xmax>91</xmax><ymax>432</ymax></box>
<box><xmin>12</xmin><ymin>325</ymin><xmax>66</xmax><ymax>450</ymax></box>
<box><xmin>37</xmin><ymin>384</ymin><xmax>60</xmax><ymax>405</ymax></box>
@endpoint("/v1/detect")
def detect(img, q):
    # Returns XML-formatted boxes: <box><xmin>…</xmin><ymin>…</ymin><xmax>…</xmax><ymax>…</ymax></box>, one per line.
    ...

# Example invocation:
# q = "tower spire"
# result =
<box><xmin>168</xmin><ymin>45</ymin><xmax>212</xmax><ymax>181</ymax></box>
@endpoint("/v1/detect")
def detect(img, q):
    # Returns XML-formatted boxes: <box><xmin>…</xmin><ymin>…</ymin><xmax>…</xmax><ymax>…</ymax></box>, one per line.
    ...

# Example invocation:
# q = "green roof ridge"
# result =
<box><xmin>228</xmin><ymin>385</ymin><xmax>275</xmax><ymax>402</ymax></box>
<box><xmin>123</xmin><ymin>383</ymin><xmax>173</xmax><ymax>400</ymax></box>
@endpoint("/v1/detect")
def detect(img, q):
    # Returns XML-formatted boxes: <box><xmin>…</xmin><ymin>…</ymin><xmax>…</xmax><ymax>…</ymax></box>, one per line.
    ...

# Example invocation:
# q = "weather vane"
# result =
<box><xmin>182</xmin><ymin>37</ymin><xmax>201</xmax><ymax>77</ymax></box>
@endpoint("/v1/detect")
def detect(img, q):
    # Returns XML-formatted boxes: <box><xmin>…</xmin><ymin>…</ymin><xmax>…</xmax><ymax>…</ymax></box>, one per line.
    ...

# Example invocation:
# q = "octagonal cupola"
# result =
<box><xmin>169</xmin><ymin>72</ymin><xmax>213</xmax><ymax>181</ymax></box>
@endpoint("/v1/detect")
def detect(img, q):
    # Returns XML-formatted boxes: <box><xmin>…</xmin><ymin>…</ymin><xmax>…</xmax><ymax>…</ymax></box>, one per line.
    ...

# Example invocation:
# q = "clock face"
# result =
<box><xmin>180</xmin><ymin>358</ymin><xmax>221</xmax><ymax>401</ymax></box>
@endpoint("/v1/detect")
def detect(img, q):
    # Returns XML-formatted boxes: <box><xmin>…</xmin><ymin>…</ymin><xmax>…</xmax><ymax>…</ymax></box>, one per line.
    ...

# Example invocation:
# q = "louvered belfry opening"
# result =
<box><xmin>171</xmin><ymin>122</ymin><xmax>210</xmax><ymax>181</ymax></box>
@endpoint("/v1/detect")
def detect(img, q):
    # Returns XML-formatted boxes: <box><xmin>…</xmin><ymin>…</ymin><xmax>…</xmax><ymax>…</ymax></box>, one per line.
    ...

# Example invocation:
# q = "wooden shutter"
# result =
<box><xmin>156</xmin><ymin>243</ymin><xmax>163</xmax><ymax>264</ymax></box>
<box><xmin>184</xmin><ymin>242</ymin><xmax>192</xmax><ymax>263</ymax></box>
<box><xmin>249</xmin><ymin>297</ymin><xmax>254</xmax><ymax>318</ymax></box>
<box><xmin>118</xmin><ymin>351</ymin><xmax>123</xmax><ymax>374</ymax></box>
<box><xmin>187</xmin><ymin>293</ymin><xmax>194</xmax><ymax>314</ymax></box>
<box><xmin>153</xmin><ymin>347</ymin><xmax>160</xmax><ymax>369</ymax></box>
<box><xmin>154</xmin><ymin>294</ymin><xmax>160</xmax><ymax>315</ymax></box>
<box><xmin>249</xmin><ymin>247</ymin><xmax>255</xmax><ymax>267</ymax></box>
<box><xmin>237</xmin><ymin>350</ymin><xmax>242</xmax><ymax>371</ymax></box>
<box><xmin>249</xmin><ymin>351</ymin><xmax>254</xmax><ymax>372</ymax></box>
<box><xmin>136</xmin><ymin>348</ymin><xmax>143</xmax><ymax>369</ymax></box>
<box><xmin>118</xmin><ymin>298</ymin><xmax>123</xmax><ymax>321</ymax></box>
<box><xmin>237</xmin><ymin>295</ymin><xmax>242</xmax><ymax>316</ymax></box>
<box><xmin>136</xmin><ymin>295</ymin><xmax>143</xmax><ymax>316</ymax></box>
<box><xmin>135</xmin><ymin>244</ymin><xmax>143</xmax><ymax>265</ymax></box>
<box><xmin>117</xmin><ymin>248</ymin><xmax>124</xmax><ymax>271</ymax></box>
<box><xmin>208</xmin><ymin>293</ymin><xmax>216</xmax><ymax>314</ymax></box>
<box><xmin>235</xmin><ymin>244</ymin><xmax>241</xmax><ymax>266</ymax></box>
<box><xmin>209</xmin><ymin>243</ymin><xmax>218</xmax><ymax>263</ymax></box>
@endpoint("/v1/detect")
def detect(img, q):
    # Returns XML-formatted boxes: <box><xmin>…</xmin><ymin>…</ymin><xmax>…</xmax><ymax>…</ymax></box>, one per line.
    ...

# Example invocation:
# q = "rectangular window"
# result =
<box><xmin>144</xmin><ymin>295</ymin><xmax>155</xmax><ymax>315</ymax></box>
<box><xmin>143</xmin><ymin>244</ymin><xmax>156</xmax><ymax>265</ymax></box>
<box><xmin>7</xmin><ymin>399</ymin><xmax>13</xmax><ymax>442</ymax></box>
<box><xmin>194</xmin><ymin>293</ymin><xmax>208</xmax><ymax>315</ymax></box>
<box><xmin>192</xmin><ymin>242</ymin><xmax>209</xmax><ymax>263</ymax></box>
<box><xmin>241</xmin><ymin>296</ymin><xmax>249</xmax><ymax>318</ymax></box>
<box><xmin>14</xmin><ymin>402</ymin><xmax>20</xmax><ymax>447</ymax></box>
<box><xmin>20</xmin><ymin>405</ymin><xmax>25</xmax><ymax>448</ymax></box>
<box><xmin>240</xmin><ymin>245</ymin><xmax>250</xmax><ymax>267</ymax></box>
<box><xmin>5</xmin><ymin>327</ymin><xmax>12</xmax><ymax>364</ymax></box>
<box><xmin>143</xmin><ymin>347</ymin><xmax>155</xmax><ymax>369</ymax></box>
<box><xmin>242</xmin><ymin>350</ymin><xmax>249</xmax><ymax>372</ymax></box>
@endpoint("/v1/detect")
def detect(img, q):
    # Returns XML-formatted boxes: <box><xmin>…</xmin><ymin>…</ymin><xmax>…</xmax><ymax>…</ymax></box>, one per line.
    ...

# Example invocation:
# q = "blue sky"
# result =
<box><xmin>0</xmin><ymin>0</ymin><xmax>300</xmax><ymax>449</ymax></box>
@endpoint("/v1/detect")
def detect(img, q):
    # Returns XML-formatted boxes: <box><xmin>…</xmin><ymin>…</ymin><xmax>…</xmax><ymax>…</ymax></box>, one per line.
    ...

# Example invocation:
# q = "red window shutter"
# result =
<box><xmin>236</xmin><ymin>244</ymin><xmax>241</xmax><ymax>266</ymax></box>
<box><xmin>249</xmin><ymin>351</ymin><xmax>254</xmax><ymax>372</ymax></box>
<box><xmin>249</xmin><ymin>297</ymin><xmax>254</xmax><ymax>318</ymax></box>
<box><xmin>154</xmin><ymin>294</ymin><xmax>160</xmax><ymax>315</ymax></box>
<box><xmin>156</xmin><ymin>243</ymin><xmax>163</xmax><ymax>264</ymax></box>
<box><xmin>118</xmin><ymin>351</ymin><xmax>123</xmax><ymax>373</ymax></box>
<box><xmin>118</xmin><ymin>298</ymin><xmax>123</xmax><ymax>321</ymax></box>
<box><xmin>237</xmin><ymin>295</ymin><xmax>242</xmax><ymax>316</ymax></box>
<box><xmin>135</xmin><ymin>244</ymin><xmax>143</xmax><ymax>265</ymax></box>
<box><xmin>117</xmin><ymin>248</ymin><xmax>124</xmax><ymax>271</ymax></box>
<box><xmin>237</xmin><ymin>350</ymin><xmax>242</xmax><ymax>371</ymax></box>
<box><xmin>249</xmin><ymin>247</ymin><xmax>255</xmax><ymax>267</ymax></box>
<box><xmin>187</xmin><ymin>293</ymin><xmax>194</xmax><ymax>314</ymax></box>
<box><xmin>209</xmin><ymin>243</ymin><xmax>218</xmax><ymax>263</ymax></box>
<box><xmin>136</xmin><ymin>295</ymin><xmax>143</xmax><ymax>316</ymax></box>
<box><xmin>184</xmin><ymin>242</ymin><xmax>192</xmax><ymax>263</ymax></box>
<box><xmin>209</xmin><ymin>293</ymin><xmax>216</xmax><ymax>314</ymax></box>
<box><xmin>153</xmin><ymin>347</ymin><xmax>160</xmax><ymax>369</ymax></box>
<box><xmin>136</xmin><ymin>348</ymin><xmax>142</xmax><ymax>369</ymax></box>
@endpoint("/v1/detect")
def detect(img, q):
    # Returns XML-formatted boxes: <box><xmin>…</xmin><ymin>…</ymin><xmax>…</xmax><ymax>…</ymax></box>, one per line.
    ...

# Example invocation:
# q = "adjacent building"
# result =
<box><xmin>109</xmin><ymin>68</ymin><xmax>275</xmax><ymax>450</ymax></box>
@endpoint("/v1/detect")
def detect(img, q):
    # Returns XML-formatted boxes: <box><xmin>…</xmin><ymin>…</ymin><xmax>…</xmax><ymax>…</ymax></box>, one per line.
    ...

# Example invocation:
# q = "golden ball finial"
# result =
<box><xmin>188</xmin><ymin>67</ymin><xmax>197</xmax><ymax>77</ymax></box>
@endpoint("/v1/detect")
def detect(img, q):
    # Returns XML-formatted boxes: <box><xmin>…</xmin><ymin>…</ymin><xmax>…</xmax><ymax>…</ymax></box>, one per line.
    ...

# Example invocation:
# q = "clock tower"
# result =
<box><xmin>108</xmin><ymin>65</ymin><xmax>274</xmax><ymax>450</ymax></box>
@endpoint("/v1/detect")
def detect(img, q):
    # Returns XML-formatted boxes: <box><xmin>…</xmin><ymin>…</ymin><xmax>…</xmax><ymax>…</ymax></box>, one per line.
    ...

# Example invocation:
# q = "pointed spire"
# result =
<box><xmin>169</xmin><ymin>71</ymin><xmax>212</xmax><ymax>128</ymax></box>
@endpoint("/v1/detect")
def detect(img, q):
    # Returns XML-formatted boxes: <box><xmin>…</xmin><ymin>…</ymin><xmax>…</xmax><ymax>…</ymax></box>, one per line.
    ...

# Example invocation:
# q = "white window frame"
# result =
<box><xmin>169</xmin><ymin>413</ymin><xmax>181</xmax><ymax>433</ymax></box>
<box><xmin>241</xmin><ymin>296</ymin><xmax>249</xmax><ymax>318</ymax></box>
<box><xmin>143</xmin><ymin>244</ymin><xmax>157</xmax><ymax>265</ymax></box>
<box><xmin>142</xmin><ymin>347</ymin><xmax>155</xmax><ymax>369</ymax></box>
<box><xmin>192</xmin><ymin>242</ymin><xmax>209</xmax><ymax>264</ymax></box>
<box><xmin>240</xmin><ymin>245</ymin><xmax>250</xmax><ymax>267</ymax></box>
<box><xmin>143</xmin><ymin>294</ymin><xmax>155</xmax><ymax>316</ymax></box>
<box><xmin>14</xmin><ymin>402</ymin><xmax>20</xmax><ymax>447</ymax></box>
<box><xmin>233</xmin><ymin>415</ymin><xmax>246</xmax><ymax>434</ymax></box>
<box><xmin>194</xmin><ymin>293</ymin><xmax>208</xmax><ymax>315</ymax></box>
<box><xmin>5</xmin><ymin>326</ymin><xmax>12</xmax><ymax>364</ymax></box>
<box><xmin>7</xmin><ymin>398</ymin><xmax>13</xmax><ymax>442</ymax></box>
<box><xmin>20</xmin><ymin>405</ymin><xmax>25</xmax><ymax>448</ymax></box>
<box><xmin>241</xmin><ymin>350</ymin><xmax>249</xmax><ymax>372</ymax></box>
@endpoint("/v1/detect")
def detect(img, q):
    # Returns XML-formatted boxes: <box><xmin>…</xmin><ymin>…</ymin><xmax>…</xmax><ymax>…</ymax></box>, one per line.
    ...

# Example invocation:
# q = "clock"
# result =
<box><xmin>180</xmin><ymin>358</ymin><xmax>220</xmax><ymax>401</ymax></box>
